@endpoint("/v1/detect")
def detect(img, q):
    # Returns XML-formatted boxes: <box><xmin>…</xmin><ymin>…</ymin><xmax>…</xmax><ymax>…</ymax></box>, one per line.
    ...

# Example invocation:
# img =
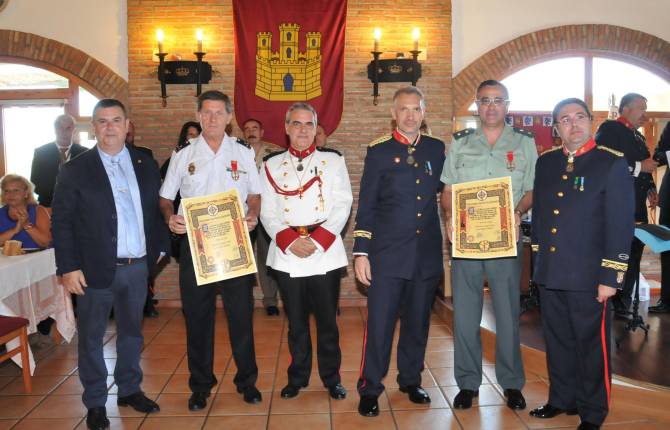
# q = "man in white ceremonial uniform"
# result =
<box><xmin>159</xmin><ymin>90</ymin><xmax>263</xmax><ymax>410</ymax></box>
<box><xmin>260</xmin><ymin>102</ymin><xmax>352</xmax><ymax>400</ymax></box>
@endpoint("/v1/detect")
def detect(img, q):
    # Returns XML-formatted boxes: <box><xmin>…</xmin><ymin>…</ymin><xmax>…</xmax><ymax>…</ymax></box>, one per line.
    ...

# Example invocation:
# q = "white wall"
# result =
<box><xmin>452</xmin><ymin>0</ymin><xmax>670</xmax><ymax>76</ymax></box>
<box><xmin>0</xmin><ymin>0</ymin><xmax>128</xmax><ymax>80</ymax></box>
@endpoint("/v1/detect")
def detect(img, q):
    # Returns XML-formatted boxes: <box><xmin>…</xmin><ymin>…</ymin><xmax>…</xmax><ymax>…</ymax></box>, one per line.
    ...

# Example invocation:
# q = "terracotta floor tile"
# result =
<box><xmin>393</xmin><ymin>408</ymin><xmax>461</xmax><ymax>430</ymax></box>
<box><xmin>73</xmin><ymin>417</ymin><xmax>143</xmax><ymax>430</ymax></box>
<box><xmin>428</xmin><ymin>324</ymin><xmax>453</xmax><ymax>338</ymax></box>
<box><xmin>442</xmin><ymin>384</ymin><xmax>505</xmax><ymax>408</ymax></box>
<box><xmin>601</xmin><ymin>422</ymin><xmax>670</xmax><ymax>429</ymax></box>
<box><xmin>139</xmin><ymin>416</ymin><xmax>205</xmax><ymax>430</ymax></box>
<box><xmin>505</xmin><ymin>380</ymin><xmax>548</xmax><ymax>407</ymax></box>
<box><xmin>0</xmin><ymin>376</ymin><xmax>15</xmax><ymax>391</ymax></box>
<box><xmin>12</xmin><ymin>418</ymin><xmax>82</xmax><ymax>430</ymax></box>
<box><xmin>426</xmin><ymin>337</ymin><xmax>455</xmax><ymax>352</ymax></box>
<box><xmin>153</xmin><ymin>393</ymin><xmax>210</xmax><ymax>416</ymax></box>
<box><xmin>149</xmin><ymin>332</ymin><xmax>186</xmax><ymax>345</ymax></box>
<box><xmin>517</xmin><ymin>410</ymin><xmax>581</xmax><ymax>429</ymax></box>
<box><xmin>139</xmin><ymin>357</ymin><xmax>181</xmax><ymax>375</ymax></box>
<box><xmin>109</xmin><ymin>374</ymin><xmax>170</xmax><ymax>394</ymax></box>
<box><xmin>0</xmin><ymin>362</ymin><xmax>21</xmax><ymax>377</ymax></box>
<box><xmin>0</xmin><ymin>395</ymin><xmax>43</xmax><ymax>419</ymax></box>
<box><xmin>0</xmin><ymin>420</ymin><xmax>18</xmax><ymax>430</ymax></box>
<box><xmin>0</xmin><ymin>375</ymin><xmax>66</xmax><ymax>395</ymax></box>
<box><xmin>329</xmin><ymin>391</ymin><xmax>392</xmax><ymax>414</ymax></box>
<box><xmin>46</xmin><ymin>345</ymin><xmax>79</xmax><ymax>360</ymax></box>
<box><xmin>384</xmin><ymin>369</ymin><xmax>437</xmax><ymax>390</ymax></box>
<box><xmin>331</xmin><ymin>411</ymin><xmax>396</xmax><ymax>430</ymax></box>
<box><xmin>424</xmin><ymin>351</ymin><xmax>454</xmax><ymax>368</ymax></box>
<box><xmin>387</xmin><ymin>387</ymin><xmax>449</xmax><ymax>411</ymax></box>
<box><xmin>208</xmin><ymin>392</ymin><xmax>270</xmax><ymax>415</ymax></box>
<box><xmin>269</xmin><ymin>390</ymin><xmax>329</xmax><ymax>414</ymax></box>
<box><xmin>267</xmin><ymin>413</ymin><xmax>330</xmax><ymax>430</ymax></box>
<box><xmin>202</xmin><ymin>415</ymin><xmax>268</xmax><ymax>430</ymax></box>
<box><xmin>33</xmin><ymin>358</ymin><xmax>78</xmax><ymax>376</ymax></box>
<box><xmin>141</xmin><ymin>343</ymin><xmax>186</xmax><ymax>359</ymax></box>
<box><xmin>51</xmin><ymin>375</ymin><xmax>114</xmax><ymax>395</ymax></box>
<box><xmin>273</xmin><ymin>370</ymin><xmax>327</xmax><ymax>392</ymax></box>
<box><xmin>453</xmin><ymin>405</ymin><xmax>528</xmax><ymax>429</ymax></box>
<box><xmin>27</xmin><ymin>394</ymin><xmax>86</xmax><ymax>418</ymax></box>
<box><xmin>162</xmin><ymin>373</ymin><xmax>192</xmax><ymax>394</ymax></box>
<box><xmin>226</xmin><ymin>356</ymin><xmax>277</xmax><ymax>374</ymax></box>
<box><xmin>429</xmin><ymin>367</ymin><xmax>458</xmax><ymax>387</ymax></box>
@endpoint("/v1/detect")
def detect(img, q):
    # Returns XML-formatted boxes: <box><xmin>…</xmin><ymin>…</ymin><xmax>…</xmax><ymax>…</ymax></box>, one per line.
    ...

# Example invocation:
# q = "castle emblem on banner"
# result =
<box><xmin>255</xmin><ymin>23</ymin><xmax>322</xmax><ymax>101</ymax></box>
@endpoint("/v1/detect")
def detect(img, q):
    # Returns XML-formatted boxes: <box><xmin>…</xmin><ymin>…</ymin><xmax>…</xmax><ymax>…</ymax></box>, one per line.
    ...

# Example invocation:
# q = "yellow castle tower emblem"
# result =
<box><xmin>255</xmin><ymin>23</ymin><xmax>322</xmax><ymax>101</ymax></box>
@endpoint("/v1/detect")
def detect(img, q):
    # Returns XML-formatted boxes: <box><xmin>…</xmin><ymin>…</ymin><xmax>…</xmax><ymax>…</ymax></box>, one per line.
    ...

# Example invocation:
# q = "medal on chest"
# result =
<box><xmin>230</xmin><ymin>160</ymin><xmax>239</xmax><ymax>181</ymax></box>
<box><xmin>506</xmin><ymin>151</ymin><xmax>515</xmax><ymax>171</ymax></box>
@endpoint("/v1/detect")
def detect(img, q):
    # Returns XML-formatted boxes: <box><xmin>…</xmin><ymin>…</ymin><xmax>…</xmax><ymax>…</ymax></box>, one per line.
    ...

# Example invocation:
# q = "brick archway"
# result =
<box><xmin>0</xmin><ymin>30</ymin><xmax>128</xmax><ymax>100</ymax></box>
<box><xmin>453</xmin><ymin>25</ymin><xmax>670</xmax><ymax>113</ymax></box>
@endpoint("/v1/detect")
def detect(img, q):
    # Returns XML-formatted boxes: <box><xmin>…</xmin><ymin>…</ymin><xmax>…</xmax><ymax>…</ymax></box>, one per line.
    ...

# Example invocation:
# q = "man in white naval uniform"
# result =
<box><xmin>260</xmin><ymin>102</ymin><xmax>352</xmax><ymax>400</ymax></box>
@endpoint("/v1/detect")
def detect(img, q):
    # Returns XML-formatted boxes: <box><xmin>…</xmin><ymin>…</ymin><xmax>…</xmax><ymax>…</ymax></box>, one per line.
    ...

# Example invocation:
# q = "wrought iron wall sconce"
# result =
<box><xmin>155</xmin><ymin>29</ymin><xmax>212</xmax><ymax>107</ymax></box>
<box><xmin>367</xmin><ymin>28</ymin><xmax>423</xmax><ymax>105</ymax></box>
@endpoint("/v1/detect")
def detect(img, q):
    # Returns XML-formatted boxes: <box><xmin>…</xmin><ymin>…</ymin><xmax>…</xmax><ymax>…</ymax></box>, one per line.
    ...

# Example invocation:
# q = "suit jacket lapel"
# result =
<box><xmin>90</xmin><ymin>147</ymin><xmax>116</xmax><ymax>210</ymax></box>
<box><xmin>128</xmin><ymin>147</ymin><xmax>150</xmax><ymax>223</ymax></box>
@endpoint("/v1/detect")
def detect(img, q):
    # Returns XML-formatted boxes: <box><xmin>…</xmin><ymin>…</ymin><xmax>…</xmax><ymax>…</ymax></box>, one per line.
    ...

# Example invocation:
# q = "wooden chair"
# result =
<box><xmin>0</xmin><ymin>315</ymin><xmax>32</xmax><ymax>393</ymax></box>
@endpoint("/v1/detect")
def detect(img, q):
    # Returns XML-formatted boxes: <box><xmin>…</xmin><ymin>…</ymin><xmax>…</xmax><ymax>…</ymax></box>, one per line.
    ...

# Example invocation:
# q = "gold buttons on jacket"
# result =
<box><xmin>416</xmin><ymin>229</ymin><xmax>421</xmax><ymax>234</ymax></box>
<box><xmin>553</xmin><ymin>209</ymin><xmax>560</xmax><ymax>215</ymax></box>
<box><xmin>551</xmin><ymin>228</ymin><xmax>557</xmax><ymax>234</ymax></box>
<box><xmin>557</xmin><ymin>192</ymin><xmax>564</xmax><ymax>197</ymax></box>
<box><xmin>417</xmin><ymin>213</ymin><xmax>422</xmax><ymax>217</ymax></box>
<box><xmin>416</xmin><ymin>179</ymin><xmax>421</xmax><ymax>184</ymax></box>
<box><xmin>417</xmin><ymin>196</ymin><xmax>422</xmax><ymax>200</ymax></box>
<box><xmin>562</xmin><ymin>175</ymin><xmax>568</xmax><ymax>180</ymax></box>
<box><xmin>550</xmin><ymin>246</ymin><xmax>556</xmax><ymax>252</ymax></box>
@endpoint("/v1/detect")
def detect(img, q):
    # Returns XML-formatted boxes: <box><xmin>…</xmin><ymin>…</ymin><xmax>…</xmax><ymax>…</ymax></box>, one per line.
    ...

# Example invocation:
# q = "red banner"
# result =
<box><xmin>233</xmin><ymin>0</ymin><xmax>347</xmax><ymax>147</ymax></box>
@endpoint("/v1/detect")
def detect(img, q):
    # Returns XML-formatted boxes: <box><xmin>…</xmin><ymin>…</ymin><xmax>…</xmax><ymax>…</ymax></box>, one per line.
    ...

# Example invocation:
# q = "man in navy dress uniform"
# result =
<box><xmin>530</xmin><ymin>98</ymin><xmax>634</xmax><ymax>430</ymax></box>
<box><xmin>353</xmin><ymin>86</ymin><xmax>445</xmax><ymax>417</ymax></box>
<box><xmin>594</xmin><ymin>93</ymin><xmax>656</xmax><ymax>316</ymax></box>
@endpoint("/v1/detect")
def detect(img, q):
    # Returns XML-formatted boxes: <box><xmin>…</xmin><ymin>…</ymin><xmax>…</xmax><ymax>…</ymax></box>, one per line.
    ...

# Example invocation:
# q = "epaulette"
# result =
<box><xmin>235</xmin><ymin>137</ymin><xmax>250</xmax><ymax>149</ymax></box>
<box><xmin>513</xmin><ymin>127</ymin><xmax>535</xmax><ymax>138</ymax></box>
<box><xmin>539</xmin><ymin>146</ymin><xmax>561</xmax><ymax>156</ymax></box>
<box><xmin>316</xmin><ymin>147</ymin><xmax>342</xmax><ymax>156</ymax></box>
<box><xmin>597</xmin><ymin>145</ymin><xmax>624</xmax><ymax>157</ymax></box>
<box><xmin>420</xmin><ymin>132</ymin><xmax>432</xmax><ymax>137</ymax></box>
<box><xmin>263</xmin><ymin>149</ymin><xmax>286</xmax><ymax>162</ymax></box>
<box><xmin>369</xmin><ymin>134</ymin><xmax>392</xmax><ymax>147</ymax></box>
<box><xmin>453</xmin><ymin>128</ymin><xmax>474</xmax><ymax>140</ymax></box>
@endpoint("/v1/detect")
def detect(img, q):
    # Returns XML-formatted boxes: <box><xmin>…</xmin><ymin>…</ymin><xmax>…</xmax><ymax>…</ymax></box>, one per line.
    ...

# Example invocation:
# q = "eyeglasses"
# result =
<box><xmin>475</xmin><ymin>97</ymin><xmax>509</xmax><ymax>106</ymax></box>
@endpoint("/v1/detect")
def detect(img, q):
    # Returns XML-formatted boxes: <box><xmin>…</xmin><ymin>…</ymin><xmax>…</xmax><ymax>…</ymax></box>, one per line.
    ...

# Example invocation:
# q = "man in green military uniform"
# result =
<box><xmin>440</xmin><ymin>80</ymin><xmax>537</xmax><ymax>410</ymax></box>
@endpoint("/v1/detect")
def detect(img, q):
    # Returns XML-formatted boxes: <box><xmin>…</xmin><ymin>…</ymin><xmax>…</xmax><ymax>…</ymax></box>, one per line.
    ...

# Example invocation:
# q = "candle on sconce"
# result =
<box><xmin>373</xmin><ymin>28</ymin><xmax>381</xmax><ymax>52</ymax></box>
<box><xmin>412</xmin><ymin>28</ymin><xmax>420</xmax><ymax>51</ymax></box>
<box><xmin>196</xmin><ymin>29</ymin><xmax>203</xmax><ymax>52</ymax></box>
<box><xmin>156</xmin><ymin>29</ymin><xmax>164</xmax><ymax>54</ymax></box>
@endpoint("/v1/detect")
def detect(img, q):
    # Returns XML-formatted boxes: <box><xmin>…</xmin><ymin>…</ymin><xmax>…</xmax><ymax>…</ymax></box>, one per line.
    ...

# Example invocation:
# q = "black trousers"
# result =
<box><xmin>659</xmin><ymin>208</ymin><xmax>670</xmax><ymax>302</ymax></box>
<box><xmin>617</xmin><ymin>237</ymin><xmax>644</xmax><ymax>308</ymax></box>
<box><xmin>539</xmin><ymin>287</ymin><xmax>612</xmax><ymax>426</ymax></box>
<box><xmin>78</xmin><ymin>261</ymin><xmax>148</xmax><ymax>408</ymax></box>
<box><xmin>179</xmin><ymin>239</ymin><xmax>258</xmax><ymax>393</ymax></box>
<box><xmin>275</xmin><ymin>269</ymin><xmax>341</xmax><ymax>387</ymax></box>
<box><xmin>357</xmin><ymin>274</ymin><xmax>439</xmax><ymax>397</ymax></box>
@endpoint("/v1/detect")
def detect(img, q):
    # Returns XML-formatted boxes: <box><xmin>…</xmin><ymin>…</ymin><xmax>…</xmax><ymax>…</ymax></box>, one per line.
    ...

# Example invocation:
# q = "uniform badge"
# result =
<box><xmin>617</xmin><ymin>272</ymin><xmax>625</xmax><ymax>283</ymax></box>
<box><xmin>394</xmin><ymin>156</ymin><xmax>400</xmax><ymax>164</ymax></box>
<box><xmin>188</xmin><ymin>162</ymin><xmax>196</xmax><ymax>175</ymax></box>
<box><xmin>506</xmin><ymin>151</ymin><xmax>515</xmax><ymax>171</ymax></box>
<box><xmin>230</xmin><ymin>160</ymin><xmax>239</xmax><ymax>181</ymax></box>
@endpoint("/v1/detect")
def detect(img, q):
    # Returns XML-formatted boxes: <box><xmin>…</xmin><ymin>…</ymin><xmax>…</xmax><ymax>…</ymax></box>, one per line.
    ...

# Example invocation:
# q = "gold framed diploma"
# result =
<box><xmin>451</xmin><ymin>176</ymin><xmax>517</xmax><ymax>259</ymax></box>
<box><xmin>182</xmin><ymin>190</ymin><xmax>257</xmax><ymax>285</ymax></box>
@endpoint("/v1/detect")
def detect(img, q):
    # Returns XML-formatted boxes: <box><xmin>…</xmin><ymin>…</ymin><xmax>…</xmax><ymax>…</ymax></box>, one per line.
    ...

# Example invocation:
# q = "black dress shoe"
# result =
<box><xmin>237</xmin><ymin>385</ymin><xmax>262</xmax><ymax>404</ymax></box>
<box><xmin>266</xmin><ymin>306</ymin><xmax>280</xmax><ymax>316</ymax></box>
<box><xmin>86</xmin><ymin>407</ymin><xmax>110</xmax><ymax>430</ymax></box>
<box><xmin>188</xmin><ymin>392</ymin><xmax>210</xmax><ymax>411</ymax></box>
<box><xmin>358</xmin><ymin>395</ymin><xmax>379</xmax><ymax>417</ymax></box>
<box><xmin>280</xmin><ymin>384</ymin><xmax>302</xmax><ymax>398</ymax></box>
<box><xmin>117</xmin><ymin>392</ymin><xmax>160</xmax><ymax>413</ymax></box>
<box><xmin>327</xmin><ymin>383</ymin><xmax>347</xmax><ymax>400</ymax></box>
<box><xmin>529</xmin><ymin>403</ymin><xmax>578</xmax><ymax>418</ymax></box>
<box><xmin>577</xmin><ymin>422</ymin><xmax>600</xmax><ymax>430</ymax></box>
<box><xmin>399</xmin><ymin>385</ymin><xmax>431</xmax><ymax>404</ymax></box>
<box><xmin>453</xmin><ymin>389</ymin><xmax>478</xmax><ymax>409</ymax></box>
<box><xmin>504</xmin><ymin>389</ymin><xmax>526</xmax><ymax>410</ymax></box>
<box><xmin>648</xmin><ymin>300</ymin><xmax>670</xmax><ymax>313</ymax></box>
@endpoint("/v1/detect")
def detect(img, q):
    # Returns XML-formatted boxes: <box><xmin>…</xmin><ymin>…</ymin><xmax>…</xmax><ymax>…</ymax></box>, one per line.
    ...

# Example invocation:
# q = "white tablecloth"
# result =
<box><xmin>0</xmin><ymin>248</ymin><xmax>76</xmax><ymax>374</ymax></box>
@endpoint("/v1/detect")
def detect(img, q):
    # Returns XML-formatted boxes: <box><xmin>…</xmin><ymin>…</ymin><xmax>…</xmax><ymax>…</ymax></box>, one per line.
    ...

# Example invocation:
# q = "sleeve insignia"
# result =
<box><xmin>368</xmin><ymin>135</ymin><xmax>392</xmax><ymax>147</ymax></box>
<box><xmin>513</xmin><ymin>127</ymin><xmax>536</xmax><ymax>138</ymax></box>
<box><xmin>597</xmin><ymin>146</ymin><xmax>624</xmax><ymax>157</ymax></box>
<box><xmin>453</xmin><ymin>128</ymin><xmax>474</xmax><ymax>140</ymax></box>
<box><xmin>353</xmin><ymin>230</ymin><xmax>372</xmax><ymax>239</ymax></box>
<box><xmin>531</xmin><ymin>244</ymin><xmax>539</xmax><ymax>252</ymax></box>
<box><xmin>601</xmin><ymin>258</ymin><xmax>628</xmax><ymax>272</ymax></box>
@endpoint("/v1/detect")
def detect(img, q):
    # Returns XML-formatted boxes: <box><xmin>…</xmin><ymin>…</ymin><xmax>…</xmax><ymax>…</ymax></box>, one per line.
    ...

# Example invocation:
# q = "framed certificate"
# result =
<box><xmin>182</xmin><ymin>190</ymin><xmax>257</xmax><ymax>285</ymax></box>
<box><xmin>451</xmin><ymin>176</ymin><xmax>517</xmax><ymax>259</ymax></box>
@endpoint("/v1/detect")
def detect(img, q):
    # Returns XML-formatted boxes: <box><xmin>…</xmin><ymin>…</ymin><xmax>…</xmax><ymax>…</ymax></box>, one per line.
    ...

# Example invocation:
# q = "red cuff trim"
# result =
<box><xmin>310</xmin><ymin>226</ymin><xmax>336</xmax><ymax>251</ymax></box>
<box><xmin>276</xmin><ymin>228</ymin><xmax>300</xmax><ymax>254</ymax></box>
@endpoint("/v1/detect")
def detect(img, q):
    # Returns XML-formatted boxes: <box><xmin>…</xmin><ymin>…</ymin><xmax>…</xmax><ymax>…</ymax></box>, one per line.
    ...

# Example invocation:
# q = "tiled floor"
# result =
<box><xmin>1</xmin><ymin>306</ymin><xmax>669</xmax><ymax>429</ymax></box>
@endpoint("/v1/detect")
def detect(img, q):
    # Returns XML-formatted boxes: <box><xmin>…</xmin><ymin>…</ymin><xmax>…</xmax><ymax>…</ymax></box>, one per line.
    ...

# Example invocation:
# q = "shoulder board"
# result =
<box><xmin>513</xmin><ymin>127</ymin><xmax>535</xmax><ymax>138</ymax></box>
<box><xmin>453</xmin><ymin>128</ymin><xmax>474</xmax><ymax>140</ymax></box>
<box><xmin>540</xmin><ymin>146</ymin><xmax>561</xmax><ymax>156</ymax></box>
<box><xmin>597</xmin><ymin>145</ymin><xmax>624</xmax><ymax>157</ymax></box>
<box><xmin>368</xmin><ymin>134</ymin><xmax>392</xmax><ymax>147</ymax></box>
<box><xmin>316</xmin><ymin>147</ymin><xmax>342</xmax><ymax>156</ymax></box>
<box><xmin>235</xmin><ymin>137</ymin><xmax>250</xmax><ymax>149</ymax></box>
<box><xmin>263</xmin><ymin>149</ymin><xmax>286</xmax><ymax>162</ymax></box>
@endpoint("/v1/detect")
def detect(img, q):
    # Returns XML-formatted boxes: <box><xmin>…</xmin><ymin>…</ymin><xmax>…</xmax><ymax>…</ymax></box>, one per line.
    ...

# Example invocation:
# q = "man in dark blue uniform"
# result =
<box><xmin>594</xmin><ymin>93</ymin><xmax>656</xmax><ymax>317</ymax></box>
<box><xmin>353</xmin><ymin>86</ymin><xmax>445</xmax><ymax>417</ymax></box>
<box><xmin>650</xmin><ymin>122</ymin><xmax>670</xmax><ymax>313</ymax></box>
<box><xmin>530</xmin><ymin>98</ymin><xmax>634</xmax><ymax>430</ymax></box>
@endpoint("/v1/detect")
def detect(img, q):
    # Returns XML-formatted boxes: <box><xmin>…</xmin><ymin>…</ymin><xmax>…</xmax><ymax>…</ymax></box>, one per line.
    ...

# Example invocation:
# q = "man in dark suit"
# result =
<box><xmin>52</xmin><ymin>99</ymin><xmax>169</xmax><ymax>430</ymax></box>
<box><xmin>353</xmin><ymin>86</ymin><xmax>445</xmax><ymax>417</ymax></box>
<box><xmin>530</xmin><ymin>98</ymin><xmax>634</xmax><ymax>430</ymax></box>
<box><xmin>30</xmin><ymin>114</ymin><xmax>87</xmax><ymax>207</ymax></box>
<box><xmin>595</xmin><ymin>93</ymin><xmax>656</xmax><ymax>316</ymax></box>
<box><xmin>651</xmin><ymin>122</ymin><xmax>670</xmax><ymax>313</ymax></box>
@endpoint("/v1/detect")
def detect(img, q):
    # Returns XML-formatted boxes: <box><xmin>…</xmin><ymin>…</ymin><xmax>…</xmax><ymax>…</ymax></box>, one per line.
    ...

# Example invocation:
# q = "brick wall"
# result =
<box><xmin>127</xmin><ymin>0</ymin><xmax>453</xmax><ymax>306</ymax></box>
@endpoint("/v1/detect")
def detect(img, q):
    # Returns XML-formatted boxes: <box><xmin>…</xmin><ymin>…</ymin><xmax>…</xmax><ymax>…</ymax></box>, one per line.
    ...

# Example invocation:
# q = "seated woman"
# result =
<box><xmin>0</xmin><ymin>174</ymin><xmax>52</xmax><ymax>249</ymax></box>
